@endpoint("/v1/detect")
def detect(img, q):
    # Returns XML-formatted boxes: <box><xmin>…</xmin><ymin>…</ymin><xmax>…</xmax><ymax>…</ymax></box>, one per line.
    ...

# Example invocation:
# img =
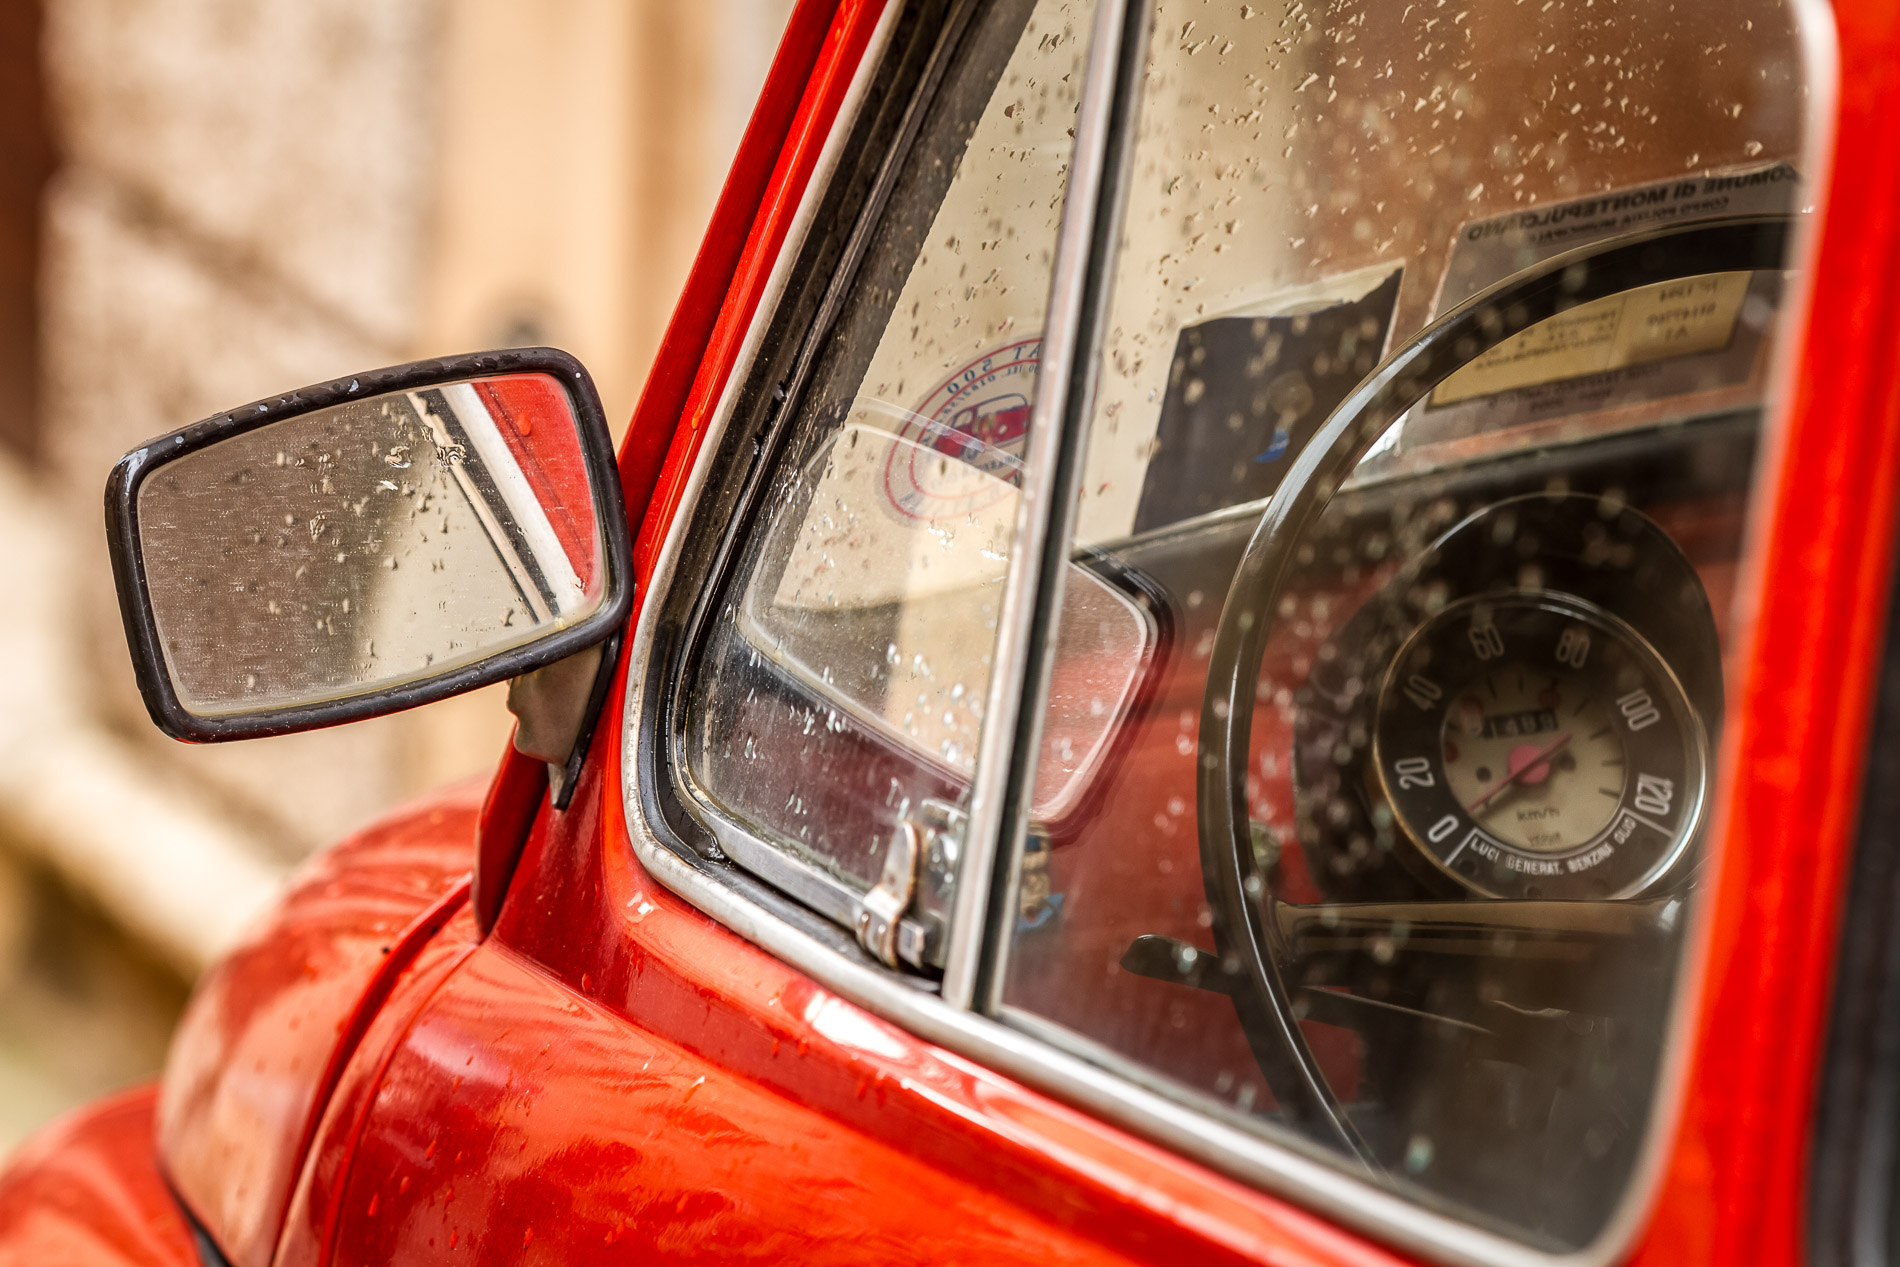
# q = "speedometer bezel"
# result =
<box><xmin>1369</xmin><ymin>590</ymin><xmax>1710</xmax><ymax>901</ymax></box>
<box><xmin>1291</xmin><ymin>490</ymin><xmax>1728</xmax><ymax>906</ymax></box>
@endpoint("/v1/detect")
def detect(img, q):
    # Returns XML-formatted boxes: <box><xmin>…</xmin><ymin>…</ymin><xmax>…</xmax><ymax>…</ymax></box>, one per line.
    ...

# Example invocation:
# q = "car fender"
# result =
<box><xmin>0</xmin><ymin>1086</ymin><xmax>198</xmax><ymax>1267</ymax></box>
<box><xmin>155</xmin><ymin>782</ymin><xmax>482</xmax><ymax>1267</ymax></box>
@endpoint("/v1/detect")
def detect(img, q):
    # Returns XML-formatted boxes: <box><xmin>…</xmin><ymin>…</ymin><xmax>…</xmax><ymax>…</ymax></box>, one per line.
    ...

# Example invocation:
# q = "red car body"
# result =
<box><xmin>5</xmin><ymin>1</ymin><xmax>1900</xmax><ymax>1264</ymax></box>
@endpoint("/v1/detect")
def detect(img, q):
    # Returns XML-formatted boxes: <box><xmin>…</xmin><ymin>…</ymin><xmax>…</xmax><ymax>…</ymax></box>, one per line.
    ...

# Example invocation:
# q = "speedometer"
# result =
<box><xmin>1371</xmin><ymin>592</ymin><xmax>1708</xmax><ymax>900</ymax></box>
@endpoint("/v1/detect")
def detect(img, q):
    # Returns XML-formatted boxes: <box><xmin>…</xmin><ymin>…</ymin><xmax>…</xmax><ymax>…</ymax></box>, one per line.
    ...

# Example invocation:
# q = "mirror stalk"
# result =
<box><xmin>507</xmin><ymin>636</ymin><xmax>619</xmax><ymax>807</ymax></box>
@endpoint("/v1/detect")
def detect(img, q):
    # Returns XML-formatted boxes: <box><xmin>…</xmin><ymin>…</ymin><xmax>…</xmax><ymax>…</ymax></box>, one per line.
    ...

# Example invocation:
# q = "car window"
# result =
<box><xmin>679</xmin><ymin>0</ymin><xmax>1102</xmax><ymax>967</ymax></box>
<box><xmin>991</xmin><ymin>0</ymin><xmax>1817</xmax><ymax>1251</ymax></box>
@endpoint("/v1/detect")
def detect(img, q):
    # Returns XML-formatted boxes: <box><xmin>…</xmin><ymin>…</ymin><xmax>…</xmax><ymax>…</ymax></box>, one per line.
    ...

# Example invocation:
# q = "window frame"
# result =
<box><xmin>1810</xmin><ymin>497</ymin><xmax>1900</xmax><ymax>1266</ymax></box>
<box><xmin>617</xmin><ymin>1</ymin><xmax>1838</xmax><ymax>1264</ymax></box>
<box><xmin>634</xmin><ymin>0</ymin><xmax>972</xmax><ymax>973</ymax></box>
<box><xmin>637</xmin><ymin>0</ymin><xmax>1129</xmax><ymax>983</ymax></box>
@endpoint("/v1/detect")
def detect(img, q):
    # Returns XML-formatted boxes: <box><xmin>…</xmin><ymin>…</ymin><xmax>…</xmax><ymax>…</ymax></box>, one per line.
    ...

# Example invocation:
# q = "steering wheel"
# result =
<box><xmin>1194</xmin><ymin>215</ymin><xmax>1794</xmax><ymax>1162</ymax></box>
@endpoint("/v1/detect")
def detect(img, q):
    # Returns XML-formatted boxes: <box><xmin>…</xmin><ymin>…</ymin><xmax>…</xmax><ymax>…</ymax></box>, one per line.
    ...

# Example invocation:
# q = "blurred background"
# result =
<box><xmin>0</xmin><ymin>0</ymin><xmax>792</xmax><ymax>1153</ymax></box>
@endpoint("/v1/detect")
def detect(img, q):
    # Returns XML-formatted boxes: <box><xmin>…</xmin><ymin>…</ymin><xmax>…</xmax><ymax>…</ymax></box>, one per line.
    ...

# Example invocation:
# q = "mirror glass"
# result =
<box><xmin>137</xmin><ymin>373</ymin><xmax>604</xmax><ymax>717</ymax></box>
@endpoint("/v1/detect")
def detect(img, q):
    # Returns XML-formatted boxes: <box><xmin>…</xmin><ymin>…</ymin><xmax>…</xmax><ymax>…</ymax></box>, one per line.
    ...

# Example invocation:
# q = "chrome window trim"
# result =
<box><xmin>655</xmin><ymin>0</ymin><xmax>1078</xmax><ymax>973</ymax></box>
<box><xmin>681</xmin><ymin>762</ymin><xmax>941</xmax><ymax>963</ymax></box>
<box><xmin>618</xmin><ymin>2</ymin><xmax>1842</xmax><ymax>1266</ymax></box>
<box><xmin>651</xmin><ymin>0</ymin><xmax>926</xmax><ymax>965</ymax></box>
<box><xmin>970</xmin><ymin>0</ymin><xmax>1142</xmax><ymax>1015</ymax></box>
<box><xmin>628</xmin><ymin>554</ymin><xmax>1656</xmax><ymax>1267</ymax></box>
<box><xmin>933</xmin><ymin>0</ymin><xmax>1133</xmax><ymax>1008</ymax></box>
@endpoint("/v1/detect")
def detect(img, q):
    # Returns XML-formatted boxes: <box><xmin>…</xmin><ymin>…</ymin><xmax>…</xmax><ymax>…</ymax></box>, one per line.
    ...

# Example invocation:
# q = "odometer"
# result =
<box><xmin>1372</xmin><ymin>592</ymin><xmax>1706</xmax><ymax>899</ymax></box>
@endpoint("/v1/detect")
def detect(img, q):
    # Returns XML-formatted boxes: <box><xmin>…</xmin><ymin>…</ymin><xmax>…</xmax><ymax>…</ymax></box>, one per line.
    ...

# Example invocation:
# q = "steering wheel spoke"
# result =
<box><xmin>1273</xmin><ymin>896</ymin><xmax>1682</xmax><ymax>964</ymax></box>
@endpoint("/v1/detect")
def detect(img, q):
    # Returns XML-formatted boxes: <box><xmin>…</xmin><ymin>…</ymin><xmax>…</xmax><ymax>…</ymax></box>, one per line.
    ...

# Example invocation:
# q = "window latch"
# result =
<box><xmin>858</xmin><ymin>818</ymin><xmax>919</xmax><ymax>966</ymax></box>
<box><xmin>858</xmin><ymin>800</ymin><xmax>965</xmax><ymax>968</ymax></box>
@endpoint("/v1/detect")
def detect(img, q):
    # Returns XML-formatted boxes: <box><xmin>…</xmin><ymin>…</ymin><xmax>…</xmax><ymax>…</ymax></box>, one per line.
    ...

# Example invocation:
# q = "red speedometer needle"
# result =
<box><xmin>1466</xmin><ymin>732</ymin><xmax>1572</xmax><ymax>812</ymax></box>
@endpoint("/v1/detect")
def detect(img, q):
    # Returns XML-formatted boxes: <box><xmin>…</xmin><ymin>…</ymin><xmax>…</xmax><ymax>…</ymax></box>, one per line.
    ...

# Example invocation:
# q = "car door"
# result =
<box><xmin>259</xmin><ymin>0</ymin><xmax>1900</xmax><ymax>1264</ymax></box>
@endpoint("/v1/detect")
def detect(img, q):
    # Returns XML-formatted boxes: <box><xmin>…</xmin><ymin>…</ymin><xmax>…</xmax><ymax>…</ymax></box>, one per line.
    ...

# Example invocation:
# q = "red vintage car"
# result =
<box><xmin>3</xmin><ymin>0</ymin><xmax>1896</xmax><ymax>1263</ymax></box>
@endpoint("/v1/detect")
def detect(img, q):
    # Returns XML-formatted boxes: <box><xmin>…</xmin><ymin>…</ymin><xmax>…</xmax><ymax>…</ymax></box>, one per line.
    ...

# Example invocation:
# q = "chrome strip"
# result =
<box><xmin>690</xmin><ymin>777</ymin><xmax>864</xmax><ymax>929</ymax></box>
<box><xmin>976</xmin><ymin>0</ymin><xmax>1148</xmax><ymax>1017</ymax></box>
<box><xmin>629</xmin><ymin>756</ymin><xmax>1616</xmax><ymax>1267</ymax></box>
<box><xmin>654</xmin><ymin>0</ymin><xmax>903</xmax><ymax>923</ymax></box>
<box><xmin>937</xmin><ymin>0</ymin><xmax>1132</xmax><ymax>1010</ymax></box>
<box><xmin>616</xmin><ymin>3</ymin><xmax>1842</xmax><ymax>1267</ymax></box>
<box><xmin>685</xmin><ymin>762</ymin><xmax>939</xmax><ymax>965</ymax></box>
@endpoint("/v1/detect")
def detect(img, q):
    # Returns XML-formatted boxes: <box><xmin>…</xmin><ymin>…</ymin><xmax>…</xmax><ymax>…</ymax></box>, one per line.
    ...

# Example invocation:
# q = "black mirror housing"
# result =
<box><xmin>104</xmin><ymin>347</ymin><xmax>633</xmax><ymax>742</ymax></box>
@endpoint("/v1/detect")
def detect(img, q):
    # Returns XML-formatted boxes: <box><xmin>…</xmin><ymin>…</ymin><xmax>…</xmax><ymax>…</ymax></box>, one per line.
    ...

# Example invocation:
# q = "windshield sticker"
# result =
<box><xmin>762</xmin><ymin>338</ymin><xmax>1045</xmax><ymax>614</ymax></box>
<box><xmin>1430</xmin><ymin>271</ymin><xmax>1755</xmax><ymax>406</ymax></box>
<box><xmin>1388</xmin><ymin>164</ymin><xmax>1799</xmax><ymax>459</ymax></box>
<box><xmin>1434</xmin><ymin>162</ymin><xmax>1800</xmax><ymax>312</ymax></box>
<box><xmin>885</xmin><ymin>337</ymin><xmax>1040</xmax><ymax>519</ymax></box>
<box><xmin>1130</xmin><ymin>267</ymin><xmax>1402</xmax><ymax>536</ymax></box>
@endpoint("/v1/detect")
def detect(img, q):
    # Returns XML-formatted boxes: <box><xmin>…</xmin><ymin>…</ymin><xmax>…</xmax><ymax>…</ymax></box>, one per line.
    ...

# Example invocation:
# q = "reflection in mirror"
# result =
<box><xmin>137</xmin><ymin>373</ymin><xmax>603</xmax><ymax>718</ymax></box>
<box><xmin>739</xmin><ymin>417</ymin><xmax>1155</xmax><ymax>827</ymax></box>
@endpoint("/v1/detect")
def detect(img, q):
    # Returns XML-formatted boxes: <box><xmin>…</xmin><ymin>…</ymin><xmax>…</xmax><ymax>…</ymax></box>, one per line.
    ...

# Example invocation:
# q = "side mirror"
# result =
<box><xmin>105</xmin><ymin>348</ymin><xmax>632</xmax><ymax>742</ymax></box>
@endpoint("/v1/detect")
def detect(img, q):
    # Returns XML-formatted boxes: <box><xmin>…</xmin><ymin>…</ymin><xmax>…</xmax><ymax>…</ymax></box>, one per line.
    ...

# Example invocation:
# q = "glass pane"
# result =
<box><xmin>139</xmin><ymin>374</ymin><xmax>603</xmax><ymax>716</ymax></box>
<box><xmin>998</xmin><ymin>0</ymin><xmax>1815</xmax><ymax>1250</ymax></box>
<box><xmin>683</xmin><ymin>0</ymin><xmax>1104</xmax><ymax>952</ymax></box>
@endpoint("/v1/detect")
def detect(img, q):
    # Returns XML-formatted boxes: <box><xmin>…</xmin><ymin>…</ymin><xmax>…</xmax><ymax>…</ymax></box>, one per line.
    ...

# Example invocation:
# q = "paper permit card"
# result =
<box><xmin>1387</xmin><ymin>163</ymin><xmax>1799</xmax><ymax>464</ymax></box>
<box><xmin>1431</xmin><ymin>271</ymin><xmax>1756</xmax><ymax>406</ymax></box>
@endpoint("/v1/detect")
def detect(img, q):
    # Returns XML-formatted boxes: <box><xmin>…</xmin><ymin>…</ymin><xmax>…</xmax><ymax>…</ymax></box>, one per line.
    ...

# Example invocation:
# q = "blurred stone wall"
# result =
<box><xmin>42</xmin><ymin>0</ymin><xmax>451</xmax><ymax>869</ymax></box>
<box><xmin>0</xmin><ymin>0</ymin><xmax>791</xmax><ymax>1152</ymax></box>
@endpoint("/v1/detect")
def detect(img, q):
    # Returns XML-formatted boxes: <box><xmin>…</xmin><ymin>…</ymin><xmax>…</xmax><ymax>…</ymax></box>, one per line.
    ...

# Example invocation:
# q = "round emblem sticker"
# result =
<box><xmin>883</xmin><ymin>338</ymin><xmax>1040</xmax><ymax>522</ymax></box>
